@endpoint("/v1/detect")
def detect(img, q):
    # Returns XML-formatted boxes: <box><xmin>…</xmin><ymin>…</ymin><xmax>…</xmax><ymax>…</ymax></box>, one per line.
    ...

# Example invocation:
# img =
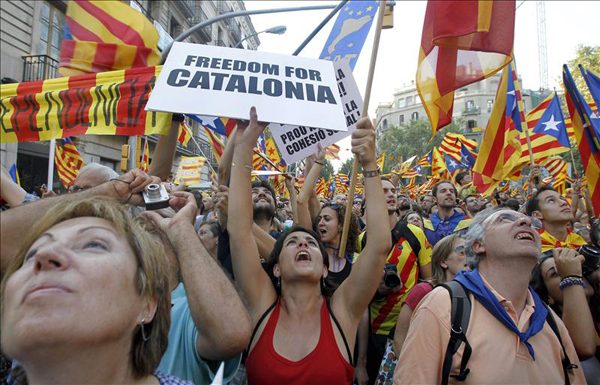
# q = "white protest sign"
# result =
<box><xmin>269</xmin><ymin>61</ymin><xmax>363</xmax><ymax>164</ymax></box>
<box><xmin>147</xmin><ymin>42</ymin><xmax>347</xmax><ymax>132</ymax></box>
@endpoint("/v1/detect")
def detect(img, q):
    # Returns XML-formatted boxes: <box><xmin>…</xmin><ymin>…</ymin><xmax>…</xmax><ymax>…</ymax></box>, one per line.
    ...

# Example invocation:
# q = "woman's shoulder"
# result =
<box><xmin>154</xmin><ymin>371</ymin><xmax>195</xmax><ymax>385</ymax></box>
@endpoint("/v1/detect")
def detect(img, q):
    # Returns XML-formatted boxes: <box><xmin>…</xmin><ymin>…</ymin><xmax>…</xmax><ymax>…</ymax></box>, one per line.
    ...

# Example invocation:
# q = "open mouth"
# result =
<box><xmin>515</xmin><ymin>232</ymin><xmax>534</xmax><ymax>241</ymax></box>
<box><xmin>295</xmin><ymin>250</ymin><xmax>312</xmax><ymax>262</ymax></box>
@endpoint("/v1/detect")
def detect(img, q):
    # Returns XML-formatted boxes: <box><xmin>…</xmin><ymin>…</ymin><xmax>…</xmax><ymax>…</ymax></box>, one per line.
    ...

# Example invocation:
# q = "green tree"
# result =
<box><xmin>566</xmin><ymin>45</ymin><xmax>599</xmax><ymax>103</ymax></box>
<box><xmin>319</xmin><ymin>159</ymin><xmax>334</xmax><ymax>180</ymax></box>
<box><xmin>378</xmin><ymin>118</ymin><xmax>464</xmax><ymax>173</ymax></box>
<box><xmin>339</xmin><ymin>157</ymin><xmax>354</xmax><ymax>175</ymax></box>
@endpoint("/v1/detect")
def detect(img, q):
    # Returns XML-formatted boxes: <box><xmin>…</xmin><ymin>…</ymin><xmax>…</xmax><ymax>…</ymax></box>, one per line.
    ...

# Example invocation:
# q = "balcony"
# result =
<box><xmin>188</xmin><ymin>8</ymin><xmax>211</xmax><ymax>43</ymax></box>
<box><xmin>226</xmin><ymin>20</ymin><xmax>242</xmax><ymax>43</ymax></box>
<box><xmin>462</xmin><ymin>106</ymin><xmax>481</xmax><ymax>116</ymax></box>
<box><xmin>22</xmin><ymin>54</ymin><xmax>59</xmax><ymax>82</ymax></box>
<box><xmin>175</xmin><ymin>0</ymin><xmax>195</xmax><ymax>17</ymax></box>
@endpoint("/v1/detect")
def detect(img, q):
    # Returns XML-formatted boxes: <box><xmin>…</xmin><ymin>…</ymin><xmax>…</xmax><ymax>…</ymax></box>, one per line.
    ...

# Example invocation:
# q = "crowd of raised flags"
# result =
<box><xmin>0</xmin><ymin>0</ymin><xmax>598</xmax><ymax>218</ymax></box>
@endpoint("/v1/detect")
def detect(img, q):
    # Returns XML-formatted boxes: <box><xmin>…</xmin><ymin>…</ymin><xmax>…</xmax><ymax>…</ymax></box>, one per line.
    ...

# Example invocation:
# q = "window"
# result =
<box><xmin>397</xmin><ymin>98</ymin><xmax>406</xmax><ymax>108</ymax></box>
<box><xmin>399</xmin><ymin>115</ymin><xmax>404</xmax><ymax>125</ymax></box>
<box><xmin>411</xmin><ymin>111</ymin><xmax>419</xmax><ymax>121</ymax></box>
<box><xmin>467</xmin><ymin>120</ymin><xmax>476</xmax><ymax>132</ymax></box>
<box><xmin>487</xmin><ymin>99</ymin><xmax>493</xmax><ymax>112</ymax></box>
<box><xmin>37</xmin><ymin>2</ymin><xmax>65</xmax><ymax>59</ymax></box>
<box><xmin>466</xmin><ymin>100</ymin><xmax>475</xmax><ymax>110</ymax></box>
<box><xmin>382</xmin><ymin>119</ymin><xmax>388</xmax><ymax>130</ymax></box>
<box><xmin>405</xmin><ymin>96</ymin><xmax>413</xmax><ymax>105</ymax></box>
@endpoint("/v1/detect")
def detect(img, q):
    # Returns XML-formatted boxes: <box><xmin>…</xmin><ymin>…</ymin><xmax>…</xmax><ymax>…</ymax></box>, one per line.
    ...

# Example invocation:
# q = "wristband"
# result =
<box><xmin>559</xmin><ymin>276</ymin><xmax>584</xmax><ymax>290</ymax></box>
<box><xmin>363</xmin><ymin>167</ymin><xmax>381</xmax><ymax>178</ymax></box>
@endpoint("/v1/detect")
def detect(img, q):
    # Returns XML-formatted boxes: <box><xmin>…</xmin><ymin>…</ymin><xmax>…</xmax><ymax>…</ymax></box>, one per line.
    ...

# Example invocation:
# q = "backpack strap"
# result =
<box><xmin>544</xmin><ymin>305</ymin><xmax>578</xmax><ymax>385</ymax></box>
<box><xmin>440</xmin><ymin>281</ymin><xmax>472</xmax><ymax>385</ymax></box>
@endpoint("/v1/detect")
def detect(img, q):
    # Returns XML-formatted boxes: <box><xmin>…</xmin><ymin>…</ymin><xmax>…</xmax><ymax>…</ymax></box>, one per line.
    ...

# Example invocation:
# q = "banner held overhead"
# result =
<box><xmin>147</xmin><ymin>42</ymin><xmax>346</xmax><ymax>132</ymax></box>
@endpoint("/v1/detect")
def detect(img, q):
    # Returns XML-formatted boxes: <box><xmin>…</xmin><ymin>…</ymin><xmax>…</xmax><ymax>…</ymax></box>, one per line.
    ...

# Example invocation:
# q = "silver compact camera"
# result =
<box><xmin>143</xmin><ymin>183</ymin><xmax>170</xmax><ymax>210</ymax></box>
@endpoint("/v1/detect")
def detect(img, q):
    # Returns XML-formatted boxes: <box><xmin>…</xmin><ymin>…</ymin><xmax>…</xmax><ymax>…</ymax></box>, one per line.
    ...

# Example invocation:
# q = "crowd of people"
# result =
<box><xmin>1</xmin><ymin>108</ymin><xmax>599</xmax><ymax>385</ymax></box>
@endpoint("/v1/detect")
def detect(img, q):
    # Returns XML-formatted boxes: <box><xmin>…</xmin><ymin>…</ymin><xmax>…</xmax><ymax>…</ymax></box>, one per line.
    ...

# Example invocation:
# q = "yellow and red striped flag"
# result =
<box><xmin>439</xmin><ymin>132</ymin><xmax>478</xmax><ymax>161</ymax></box>
<box><xmin>563</xmin><ymin>65</ymin><xmax>600</xmax><ymax>216</ymax></box>
<box><xmin>140</xmin><ymin>137</ymin><xmax>150</xmax><ymax>172</ymax></box>
<box><xmin>417</xmin><ymin>1</ymin><xmax>515</xmax><ymax>136</ymax></box>
<box><xmin>376</xmin><ymin>153</ymin><xmax>385</xmax><ymax>171</ymax></box>
<box><xmin>203</xmin><ymin>127</ymin><xmax>224</xmax><ymax>164</ymax></box>
<box><xmin>0</xmin><ymin>66</ymin><xmax>170</xmax><ymax>143</ymax></box>
<box><xmin>177</xmin><ymin>122</ymin><xmax>192</xmax><ymax>147</ymax></box>
<box><xmin>59</xmin><ymin>0</ymin><xmax>160</xmax><ymax>76</ymax></box>
<box><xmin>473</xmin><ymin>63</ymin><xmax>523</xmax><ymax>196</ymax></box>
<box><xmin>175</xmin><ymin>156</ymin><xmax>205</xmax><ymax>186</ymax></box>
<box><xmin>430</xmin><ymin>148</ymin><xmax>447</xmax><ymax>177</ymax></box>
<box><xmin>55</xmin><ymin>137</ymin><xmax>84</xmax><ymax>188</ymax></box>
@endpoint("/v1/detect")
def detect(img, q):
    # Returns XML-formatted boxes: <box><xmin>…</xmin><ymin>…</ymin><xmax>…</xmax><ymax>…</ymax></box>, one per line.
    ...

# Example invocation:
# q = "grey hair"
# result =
<box><xmin>464</xmin><ymin>207</ymin><xmax>504</xmax><ymax>268</ymax></box>
<box><xmin>78</xmin><ymin>162</ymin><xmax>119</xmax><ymax>183</ymax></box>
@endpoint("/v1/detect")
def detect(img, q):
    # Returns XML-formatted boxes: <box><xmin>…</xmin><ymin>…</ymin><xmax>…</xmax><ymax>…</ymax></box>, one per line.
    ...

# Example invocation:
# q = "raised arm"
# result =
<box><xmin>144</xmin><ymin>191</ymin><xmax>251</xmax><ymax>360</ymax></box>
<box><xmin>149</xmin><ymin>118</ymin><xmax>180</xmax><ymax>180</ymax></box>
<box><xmin>227</xmin><ymin>107</ymin><xmax>277</xmax><ymax>321</ymax></box>
<box><xmin>284</xmin><ymin>176</ymin><xmax>299</xmax><ymax>225</ymax></box>
<box><xmin>332</xmin><ymin>117</ymin><xmax>391</xmax><ymax>322</ymax></box>
<box><xmin>1</xmin><ymin>169</ymin><xmax>158</xmax><ymax>277</ymax></box>
<box><xmin>296</xmin><ymin>151</ymin><xmax>325</xmax><ymax>229</ymax></box>
<box><xmin>218</xmin><ymin>128</ymin><xmax>238</xmax><ymax>186</ymax></box>
<box><xmin>0</xmin><ymin>165</ymin><xmax>29</xmax><ymax>208</ymax></box>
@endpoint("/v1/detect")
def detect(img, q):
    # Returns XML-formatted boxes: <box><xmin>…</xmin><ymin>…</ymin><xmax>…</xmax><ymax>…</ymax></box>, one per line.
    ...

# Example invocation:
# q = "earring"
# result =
<box><xmin>140</xmin><ymin>318</ymin><xmax>150</xmax><ymax>342</ymax></box>
<box><xmin>276</xmin><ymin>276</ymin><xmax>281</xmax><ymax>289</ymax></box>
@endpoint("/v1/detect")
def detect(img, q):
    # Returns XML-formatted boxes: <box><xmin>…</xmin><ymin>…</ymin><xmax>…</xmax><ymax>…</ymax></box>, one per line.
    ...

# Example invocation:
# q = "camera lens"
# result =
<box><xmin>146</xmin><ymin>183</ymin><xmax>160</xmax><ymax>199</ymax></box>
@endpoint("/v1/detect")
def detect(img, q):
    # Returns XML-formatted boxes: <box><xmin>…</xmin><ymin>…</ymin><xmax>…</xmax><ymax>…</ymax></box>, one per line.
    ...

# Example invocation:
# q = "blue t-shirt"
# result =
<box><xmin>158</xmin><ymin>283</ymin><xmax>241</xmax><ymax>385</ymax></box>
<box><xmin>424</xmin><ymin>210</ymin><xmax>471</xmax><ymax>246</ymax></box>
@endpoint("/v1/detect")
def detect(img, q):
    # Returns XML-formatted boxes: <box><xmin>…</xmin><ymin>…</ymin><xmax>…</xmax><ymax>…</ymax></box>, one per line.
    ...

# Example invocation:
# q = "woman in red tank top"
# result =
<box><xmin>228</xmin><ymin>107</ymin><xmax>391</xmax><ymax>385</ymax></box>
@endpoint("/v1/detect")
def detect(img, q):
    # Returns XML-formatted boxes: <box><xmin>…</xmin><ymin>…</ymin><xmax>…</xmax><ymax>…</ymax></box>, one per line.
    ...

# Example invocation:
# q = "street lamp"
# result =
<box><xmin>235</xmin><ymin>25</ymin><xmax>287</xmax><ymax>49</ymax></box>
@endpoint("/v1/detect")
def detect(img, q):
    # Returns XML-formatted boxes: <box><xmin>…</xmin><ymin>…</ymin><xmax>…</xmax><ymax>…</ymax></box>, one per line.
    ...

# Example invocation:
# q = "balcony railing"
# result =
<box><xmin>175</xmin><ymin>0</ymin><xmax>195</xmax><ymax>16</ymax></box>
<box><xmin>22</xmin><ymin>54</ymin><xmax>59</xmax><ymax>82</ymax></box>
<box><xmin>462</xmin><ymin>106</ymin><xmax>481</xmax><ymax>116</ymax></box>
<box><xmin>188</xmin><ymin>8</ymin><xmax>211</xmax><ymax>43</ymax></box>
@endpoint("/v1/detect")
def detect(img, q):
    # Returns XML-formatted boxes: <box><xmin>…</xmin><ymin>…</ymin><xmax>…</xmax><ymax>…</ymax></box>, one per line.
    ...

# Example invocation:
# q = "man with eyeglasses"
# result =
<box><xmin>396</xmin><ymin>208</ymin><xmax>585</xmax><ymax>385</ymax></box>
<box><xmin>525</xmin><ymin>186</ymin><xmax>586</xmax><ymax>253</ymax></box>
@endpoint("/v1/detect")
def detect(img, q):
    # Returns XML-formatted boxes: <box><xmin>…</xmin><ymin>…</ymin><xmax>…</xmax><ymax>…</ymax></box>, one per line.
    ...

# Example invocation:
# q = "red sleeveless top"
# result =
<box><xmin>245</xmin><ymin>298</ymin><xmax>354</xmax><ymax>385</ymax></box>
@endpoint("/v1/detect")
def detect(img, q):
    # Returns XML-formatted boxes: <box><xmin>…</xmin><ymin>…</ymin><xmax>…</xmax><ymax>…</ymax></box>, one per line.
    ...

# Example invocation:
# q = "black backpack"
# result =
<box><xmin>439</xmin><ymin>281</ymin><xmax>578</xmax><ymax>385</ymax></box>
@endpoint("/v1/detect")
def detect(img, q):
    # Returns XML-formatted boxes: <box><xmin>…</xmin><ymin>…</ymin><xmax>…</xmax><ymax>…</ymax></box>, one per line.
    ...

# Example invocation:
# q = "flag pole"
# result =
<box><xmin>569</xmin><ymin>146</ymin><xmax>579</xmax><ymax>178</ymax></box>
<box><xmin>339</xmin><ymin>0</ymin><xmax>387</xmax><ymax>259</ymax></box>
<box><xmin>47</xmin><ymin>139</ymin><xmax>56</xmax><ymax>189</ymax></box>
<box><xmin>187</xmin><ymin>133</ymin><xmax>218</xmax><ymax>176</ymax></box>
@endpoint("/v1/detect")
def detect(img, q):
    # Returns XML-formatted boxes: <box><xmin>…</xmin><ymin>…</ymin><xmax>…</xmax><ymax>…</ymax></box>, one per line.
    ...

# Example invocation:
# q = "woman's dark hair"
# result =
<box><xmin>315</xmin><ymin>203</ymin><xmax>359</xmax><ymax>255</ymax></box>
<box><xmin>267</xmin><ymin>226</ymin><xmax>335</xmax><ymax>297</ymax></box>
<box><xmin>530</xmin><ymin>255</ymin><xmax>560</xmax><ymax>314</ymax></box>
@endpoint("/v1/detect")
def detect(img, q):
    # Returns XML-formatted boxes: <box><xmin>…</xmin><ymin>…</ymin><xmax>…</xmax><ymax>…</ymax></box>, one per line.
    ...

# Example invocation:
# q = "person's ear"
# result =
<box><xmin>440</xmin><ymin>261</ymin><xmax>449</xmax><ymax>269</ymax></box>
<box><xmin>272</xmin><ymin>264</ymin><xmax>281</xmax><ymax>278</ymax></box>
<box><xmin>472</xmin><ymin>239</ymin><xmax>486</xmax><ymax>256</ymax></box>
<box><xmin>531</xmin><ymin>210</ymin><xmax>544</xmax><ymax>221</ymax></box>
<box><xmin>140</xmin><ymin>295</ymin><xmax>158</xmax><ymax>324</ymax></box>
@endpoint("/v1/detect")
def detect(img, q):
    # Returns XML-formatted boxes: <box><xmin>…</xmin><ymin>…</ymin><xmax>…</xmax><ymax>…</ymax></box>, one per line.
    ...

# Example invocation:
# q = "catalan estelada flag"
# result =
<box><xmin>439</xmin><ymin>132</ymin><xmax>478</xmax><ymax>162</ymax></box>
<box><xmin>579</xmin><ymin>65</ymin><xmax>600</xmax><ymax>145</ymax></box>
<box><xmin>191</xmin><ymin>115</ymin><xmax>237</xmax><ymax>138</ymax></box>
<box><xmin>563</xmin><ymin>64</ymin><xmax>600</xmax><ymax>216</ymax></box>
<box><xmin>0</xmin><ymin>66</ymin><xmax>170</xmax><ymax>143</ymax></box>
<box><xmin>473</xmin><ymin>62</ymin><xmax>522</xmax><ymax>196</ymax></box>
<box><xmin>177</xmin><ymin>122</ymin><xmax>192</xmax><ymax>147</ymax></box>
<box><xmin>427</xmin><ymin>147</ymin><xmax>447</xmax><ymax>177</ymax></box>
<box><xmin>417</xmin><ymin>0</ymin><xmax>515</xmax><ymax>136</ymax></box>
<box><xmin>203</xmin><ymin>127</ymin><xmax>224</xmax><ymax>164</ymax></box>
<box><xmin>60</xmin><ymin>0</ymin><xmax>160</xmax><ymax>76</ymax></box>
<box><xmin>55</xmin><ymin>137</ymin><xmax>84</xmax><ymax>188</ymax></box>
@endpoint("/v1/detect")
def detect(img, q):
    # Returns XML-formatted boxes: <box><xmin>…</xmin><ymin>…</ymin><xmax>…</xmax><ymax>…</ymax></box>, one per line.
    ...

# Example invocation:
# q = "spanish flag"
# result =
<box><xmin>417</xmin><ymin>0</ymin><xmax>515</xmax><ymax>136</ymax></box>
<box><xmin>60</xmin><ymin>0</ymin><xmax>160</xmax><ymax>76</ymax></box>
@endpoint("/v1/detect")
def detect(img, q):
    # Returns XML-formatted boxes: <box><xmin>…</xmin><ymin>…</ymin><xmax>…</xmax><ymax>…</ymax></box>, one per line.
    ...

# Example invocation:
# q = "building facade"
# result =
<box><xmin>1</xmin><ymin>0</ymin><xmax>259</xmax><ymax>192</ymax></box>
<box><xmin>375</xmin><ymin>74</ymin><xmax>536</xmax><ymax>142</ymax></box>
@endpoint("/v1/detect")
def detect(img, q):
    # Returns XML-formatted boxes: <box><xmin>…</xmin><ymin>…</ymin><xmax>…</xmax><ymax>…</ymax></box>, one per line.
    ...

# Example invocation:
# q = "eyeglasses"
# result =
<box><xmin>483</xmin><ymin>211</ymin><xmax>530</xmax><ymax>226</ymax></box>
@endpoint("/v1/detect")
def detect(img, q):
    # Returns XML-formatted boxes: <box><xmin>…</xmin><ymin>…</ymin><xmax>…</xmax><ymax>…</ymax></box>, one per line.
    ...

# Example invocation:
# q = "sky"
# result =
<box><xmin>244</xmin><ymin>0</ymin><xmax>600</xmax><ymax>164</ymax></box>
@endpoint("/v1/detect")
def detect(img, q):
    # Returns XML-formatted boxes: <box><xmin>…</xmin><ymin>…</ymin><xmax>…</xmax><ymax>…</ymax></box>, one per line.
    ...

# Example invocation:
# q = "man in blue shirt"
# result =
<box><xmin>424</xmin><ymin>180</ymin><xmax>471</xmax><ymax>246</ymax></box>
